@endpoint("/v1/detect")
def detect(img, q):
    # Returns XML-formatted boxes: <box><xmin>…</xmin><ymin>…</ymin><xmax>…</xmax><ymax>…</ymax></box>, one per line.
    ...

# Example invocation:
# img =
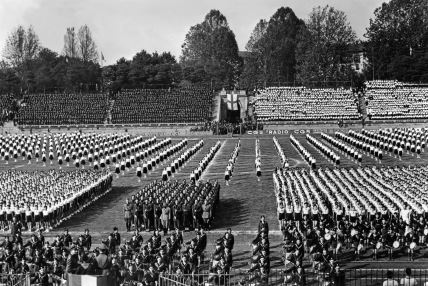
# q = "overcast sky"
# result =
<box><xmin>0</xmin><ymin>0</ymin><xmax>386</xmax><ymax>65</ymax></box>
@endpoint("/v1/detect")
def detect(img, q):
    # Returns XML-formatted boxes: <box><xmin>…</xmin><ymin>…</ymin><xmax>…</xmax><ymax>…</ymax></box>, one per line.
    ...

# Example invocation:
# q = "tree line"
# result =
<box><xmin>1</xmin><ymin>0</ymin><xmax>427</xmax><ymax>96</ymax></box>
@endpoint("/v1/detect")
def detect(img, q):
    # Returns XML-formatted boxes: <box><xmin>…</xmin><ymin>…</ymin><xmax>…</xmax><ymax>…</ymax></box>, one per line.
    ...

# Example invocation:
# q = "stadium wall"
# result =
<box><xmin>19</xmin><ymin>125</ymin><xmax>211</xmax><ymax>137</ymax></box>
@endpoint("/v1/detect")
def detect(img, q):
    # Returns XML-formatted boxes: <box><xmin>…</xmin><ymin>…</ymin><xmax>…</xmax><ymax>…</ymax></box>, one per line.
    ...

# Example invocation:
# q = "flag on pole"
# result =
<box><xmin>227</xmin><ymin>93</ymin><xmax>239</xmax><ymax>111</ymax></box>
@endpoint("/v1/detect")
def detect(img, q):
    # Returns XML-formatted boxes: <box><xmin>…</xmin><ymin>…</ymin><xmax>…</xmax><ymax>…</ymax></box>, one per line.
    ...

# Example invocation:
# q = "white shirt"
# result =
<box><xmin>400</xmin><ymin>277</ymin><xmax>417</xmax><ymax>286</ymax></box>
<box><xmin>382</xmin><ymin>279</ymin><xmax>399</xmax><ymax>286</ymax></box>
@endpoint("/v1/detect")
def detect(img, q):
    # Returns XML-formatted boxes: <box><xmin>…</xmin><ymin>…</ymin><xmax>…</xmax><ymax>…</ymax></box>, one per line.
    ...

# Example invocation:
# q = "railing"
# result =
<box><xmin>345</xmin><ymin>268</ymin><xmax>428</xmax><ymax>286</ymax></box>
<box><xmin>159</xmin><ymin>270</ymin><xmax>342</xmax><ymax>286</ymax></box>
<box><xmin>0</xmin><ymin>274</ymin><xmax>30</xmax><ymax>286</ymax></box>
<box><xmin>158</xmin><ymin>268</ymin><xmax>428</xmax><ymax>286</ymax></box>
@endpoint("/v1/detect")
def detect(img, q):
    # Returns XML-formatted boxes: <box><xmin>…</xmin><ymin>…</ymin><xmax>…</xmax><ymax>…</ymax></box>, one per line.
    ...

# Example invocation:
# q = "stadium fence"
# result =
<box><xmin>0</xmin><ymin>274</ymin><xmax>30</xmax><ymax>286</ymax></box>
<box><xmin>158</xmin><ymin>268</ymin><xmax>428</xmax><ymax>286</ymax></box>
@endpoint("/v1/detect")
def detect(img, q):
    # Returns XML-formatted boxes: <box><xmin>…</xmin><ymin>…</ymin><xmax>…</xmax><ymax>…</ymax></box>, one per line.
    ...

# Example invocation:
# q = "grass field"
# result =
<box><xmin>2</xmin><ymin>130</ymin><xmax>428</xmax><ymax>270</ymax></box>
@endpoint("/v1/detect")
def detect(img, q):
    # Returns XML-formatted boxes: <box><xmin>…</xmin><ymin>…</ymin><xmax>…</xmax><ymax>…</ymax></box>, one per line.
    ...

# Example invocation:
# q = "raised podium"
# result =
<box><xmin>68</xmin><ymin>274</ymin><xmax>112</xmax><ymax>286</ymax></box>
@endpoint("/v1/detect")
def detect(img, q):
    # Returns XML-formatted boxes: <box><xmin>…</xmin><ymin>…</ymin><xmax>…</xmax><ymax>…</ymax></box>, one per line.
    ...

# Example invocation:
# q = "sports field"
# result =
<box><xmin>2</xmin><ymin>132</ymin><xmax>428</xmax><ymax>232</ymax></box>
<box><xmin>2</xmin><ymin>131</ymin><xmax>428</xmax><ymax>270</ymax></box>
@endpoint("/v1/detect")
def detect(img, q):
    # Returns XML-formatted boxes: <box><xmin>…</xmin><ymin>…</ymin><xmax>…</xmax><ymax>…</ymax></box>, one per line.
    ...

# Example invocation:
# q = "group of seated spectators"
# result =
<box><xmin>254</xmin><ymin>87</ymin><xmax>360</xmax><ymax>121</ymax></box>
<box><xmin>273</xmin><ymin>165</ymin><xmax>428</xmax><ymax>262</ymax></box>
<box><xmin>365</xmin><ymin>80</ymin><xmax>428</xmax><ymax>120</ymax></box>
<box><xmin>123</xmin><ymin>180</ymin><xmax>220</xmax><ymax>233</ymax></box>
<box><xmin>0</xmin><ymin>169</ymin><xmax>112</xmax><ymax>232</ymax></box>
<box><xmin>16</xmin><ymin>93</ymin><xmax>109</xmax><ymax>125</ymax></box>
<box><xmin>0</xmin><ymin>225</ymin><xmax>220</xmax><ymax>286</ymax></box>
<box><xmin>0</xmin><ymin>94</ymin><xmax>15</xmax><ymax>126</ymax></box>
<box><xmin>111</xmin><ymin>88</ymin><xmax>212</xmax><ymax>124</ymax></box>
<box><xmin>245</xmin><ymin>216</ymin><xmax>270</xmax><ymax>285</ymax></box>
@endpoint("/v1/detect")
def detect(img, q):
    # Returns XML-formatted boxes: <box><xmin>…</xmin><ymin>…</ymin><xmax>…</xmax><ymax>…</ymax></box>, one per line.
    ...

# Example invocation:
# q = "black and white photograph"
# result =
<box><xmin>0</xmin><ymin>0</ymin><xmax>428</xmax><ymax>285</ymax></box>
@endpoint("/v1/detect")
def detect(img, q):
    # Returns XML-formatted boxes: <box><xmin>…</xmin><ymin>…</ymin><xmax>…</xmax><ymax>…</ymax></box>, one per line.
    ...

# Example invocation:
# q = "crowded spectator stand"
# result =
<box><xmin>111</xmin><ymin>87</ymin><xmax>212</xmax><ymax>124</ymax></box>
<box><xmin>16</xmin><ymin>93</ymin><xmax>109</xmax><ymax>125</ymax></box>
<box><xmin>365</xmin><ymin>80</ymin><xmax>428</xmax><ymax>121</ymax></box>
<box><xmin>254</xmin><ymin>87</ymin><xmax>360</xmax><ymax>122</ymax></box>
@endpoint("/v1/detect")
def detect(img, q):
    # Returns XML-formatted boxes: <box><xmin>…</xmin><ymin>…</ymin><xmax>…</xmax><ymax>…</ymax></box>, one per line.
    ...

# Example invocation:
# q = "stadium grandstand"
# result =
<box><xmin>253</xmin><ymin>86</ymin><xmax>361</xmax><ymax>122</ymax></box>
<box><xmin>111</xmin><ymin>87</ymin><xmax>213</xmax><ymax>124</ymax></box>
<box><xmin>16</xmin><ymin>93</ymin><xmax>109</xmax><ymax>125</ymax></box>
<box><xmin>365</xmin><ymin>80</ymin><xmax>428</xmax><ymax>120</ymax></box>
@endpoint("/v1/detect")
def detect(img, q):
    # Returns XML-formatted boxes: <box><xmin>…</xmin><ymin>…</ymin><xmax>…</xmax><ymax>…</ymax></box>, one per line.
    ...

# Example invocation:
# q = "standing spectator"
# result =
<box><xmin>123</xmin><ymin>199</ymin><xmax>133</xmax><ymax>232</ymax></box>
<box><xmin>10</xmin><ymin>217</ymin><xmax>21</xmax><ymax>238</ymax></box>
<box><xmin>383</xmin><ymin>271</ymin><xmax>399</xmax><ymax>286</ymax></box>
<box><xmin>161</xmin><ymin>203</ymin><xmax>171</xmax><ymax>234</ymax></box>
<box><xmin>400</xmin><ymin>268</ymin><xmax>418</xmax><ymax>286</ymax></box>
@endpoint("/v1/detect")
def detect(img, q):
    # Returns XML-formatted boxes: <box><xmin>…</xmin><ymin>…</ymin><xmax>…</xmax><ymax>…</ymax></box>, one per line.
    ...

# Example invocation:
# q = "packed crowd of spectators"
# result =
<box><xmin>111</xmin><ymin>88</ymin><xmax>212</xmax><ymax>124</ymax></box>
<box><xmin>0</xmin><ymin>95</ymin><xmax>15</xmax><ymax>126</ymax></box>
<box><xmin>16</xmin><ymin>93</ymin><xmax>109</xmax><ymax>125</ymax></box>
<box><xmin>253</xmin><ymin>87</ymin><xmax>360</xmax><ymax>121</ymax></box>
<box><xmin>0</xmin><ymin>169</ymin><xmax>112</xmax><ymax>232</ymax></box>
<box><xmin>365</xmin><ymin>80</ymin><xmax>428</xmax><ymax>120</ymax></box>
<box><xmin>0</xmin><ymin>225</ymin><xmax>214</xmax><ymax>286</ymax></box>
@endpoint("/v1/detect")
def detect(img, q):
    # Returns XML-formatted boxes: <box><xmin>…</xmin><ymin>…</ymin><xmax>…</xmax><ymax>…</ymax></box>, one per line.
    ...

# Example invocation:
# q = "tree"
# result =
<box><xmin>63</xmin><ymin>27</ymin><xmax>78</xmax><ymax>58</ymax></box>
<box><xmin>365</xmin><ymin>0</ymin><xmax>428</xmax><ymax>81</ymax></box>
<box><xmin>240</xmin><ymin>8</ymin><xmax>305</xmax><ymax>87</ymax></box>
<box><xmin>77</xmin><ymin>25</ymin><xmax>98</xmax><ymax>63</ymax></box>
<box><xmin>3</xmin><ymin>25</ymin><xmax>40</xmax><ymax>68</ymax></box>
<box><xmin>180</xmin><ymin>9</ymin><xmax>242</xmax><ymax>88</ymax></box>
<box><xmin>296</xmin><ymin>5</ymin><xmax>357</xmax><ymax>85</ymax></box>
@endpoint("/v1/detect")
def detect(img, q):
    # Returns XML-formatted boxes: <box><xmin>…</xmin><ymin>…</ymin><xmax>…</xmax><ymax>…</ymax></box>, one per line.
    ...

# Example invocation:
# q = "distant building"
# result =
<box><xmin>349</xmin><ymin>44</ymin><xmax>368</xmax><ymax>74</ymax></box>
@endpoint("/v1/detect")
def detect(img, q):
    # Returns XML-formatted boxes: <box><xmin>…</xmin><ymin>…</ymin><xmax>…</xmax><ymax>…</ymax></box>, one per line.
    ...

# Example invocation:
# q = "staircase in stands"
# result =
<box><xmin>1</xmin><ymin>121</ymin><xmax>22</xmax><ymax>135</ymax></box>
<box><xmin>105</xmin><ymin>99</ymin><xmax>115</xmax><ymax>124</ymax></box>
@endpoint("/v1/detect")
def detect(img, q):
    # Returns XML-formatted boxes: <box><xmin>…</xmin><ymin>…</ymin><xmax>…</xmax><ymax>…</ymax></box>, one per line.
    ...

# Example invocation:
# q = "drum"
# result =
<box><xmin>324</xmin><ymin>233</ymin><xmax>332</xmax><ymax>241</ymax></box>
<box><xmin>393</xmin><ymin>241</ymin><xmax>400</xmax><ymax>249</ymax></box>
<box><xmin>424</xmin><ymin>229</ymin><xmax>428</xmax><ymax>235</ymax></box>
<box><xmin>376</xmin><ymin>242</ymin><xmax>383</xmax><ymax>249</ymax></box>
<box><xmin>409</xmin><ymin>242</ymin><xmax>417</xmax><ymax>249</ymax></box>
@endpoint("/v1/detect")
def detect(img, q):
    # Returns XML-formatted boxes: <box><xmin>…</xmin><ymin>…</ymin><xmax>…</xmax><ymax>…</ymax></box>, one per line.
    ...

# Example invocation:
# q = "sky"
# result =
<box><xmin>0</xmin><ymin>0</ymin><xmax>386</xmax><ymax>65</ymax></box>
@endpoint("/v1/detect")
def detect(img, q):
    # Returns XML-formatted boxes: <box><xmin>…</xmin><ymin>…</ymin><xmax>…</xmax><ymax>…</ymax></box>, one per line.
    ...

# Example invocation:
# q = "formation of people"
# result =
<box><xmin>290</xmin><ymin>134</ymin><xmax>316</xmax><ymax>168</ymax></box>
<box><xmin>224</xmin><ymin>140</ymin><xmax>240</xmax><ymax>185</ymax></box>
<box><xmin>306</xmin><ymin>134</ymin><xmax>340</xmax><ymax>165</ymax></box>
<box><xmin>190</xmin><ymin>141</ymin><xmax>221</xmax><ymax>183</ymax></box>
<box><xmin>321</xmin><ymin>132</ymin><xmax>362</xmax><ymax>163</ymax></box>
<box><xmin>273</xmin><ymin>165</ymin><xmax>428</xmax><ymax>261</ymax></box>
<box><xmin>123</xmin><ymin>180</ymin><xmax>220</xmax><ymax>232</ymax></box>
<box><xmin>255</xmin><ymin>139</ymin><xmax>261</xmax><ymax>180</ymax></box>
<box><xmin>0</xmin><ymin>169</ymin><xmax>112</xmax><ymax>232</ymax></box>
